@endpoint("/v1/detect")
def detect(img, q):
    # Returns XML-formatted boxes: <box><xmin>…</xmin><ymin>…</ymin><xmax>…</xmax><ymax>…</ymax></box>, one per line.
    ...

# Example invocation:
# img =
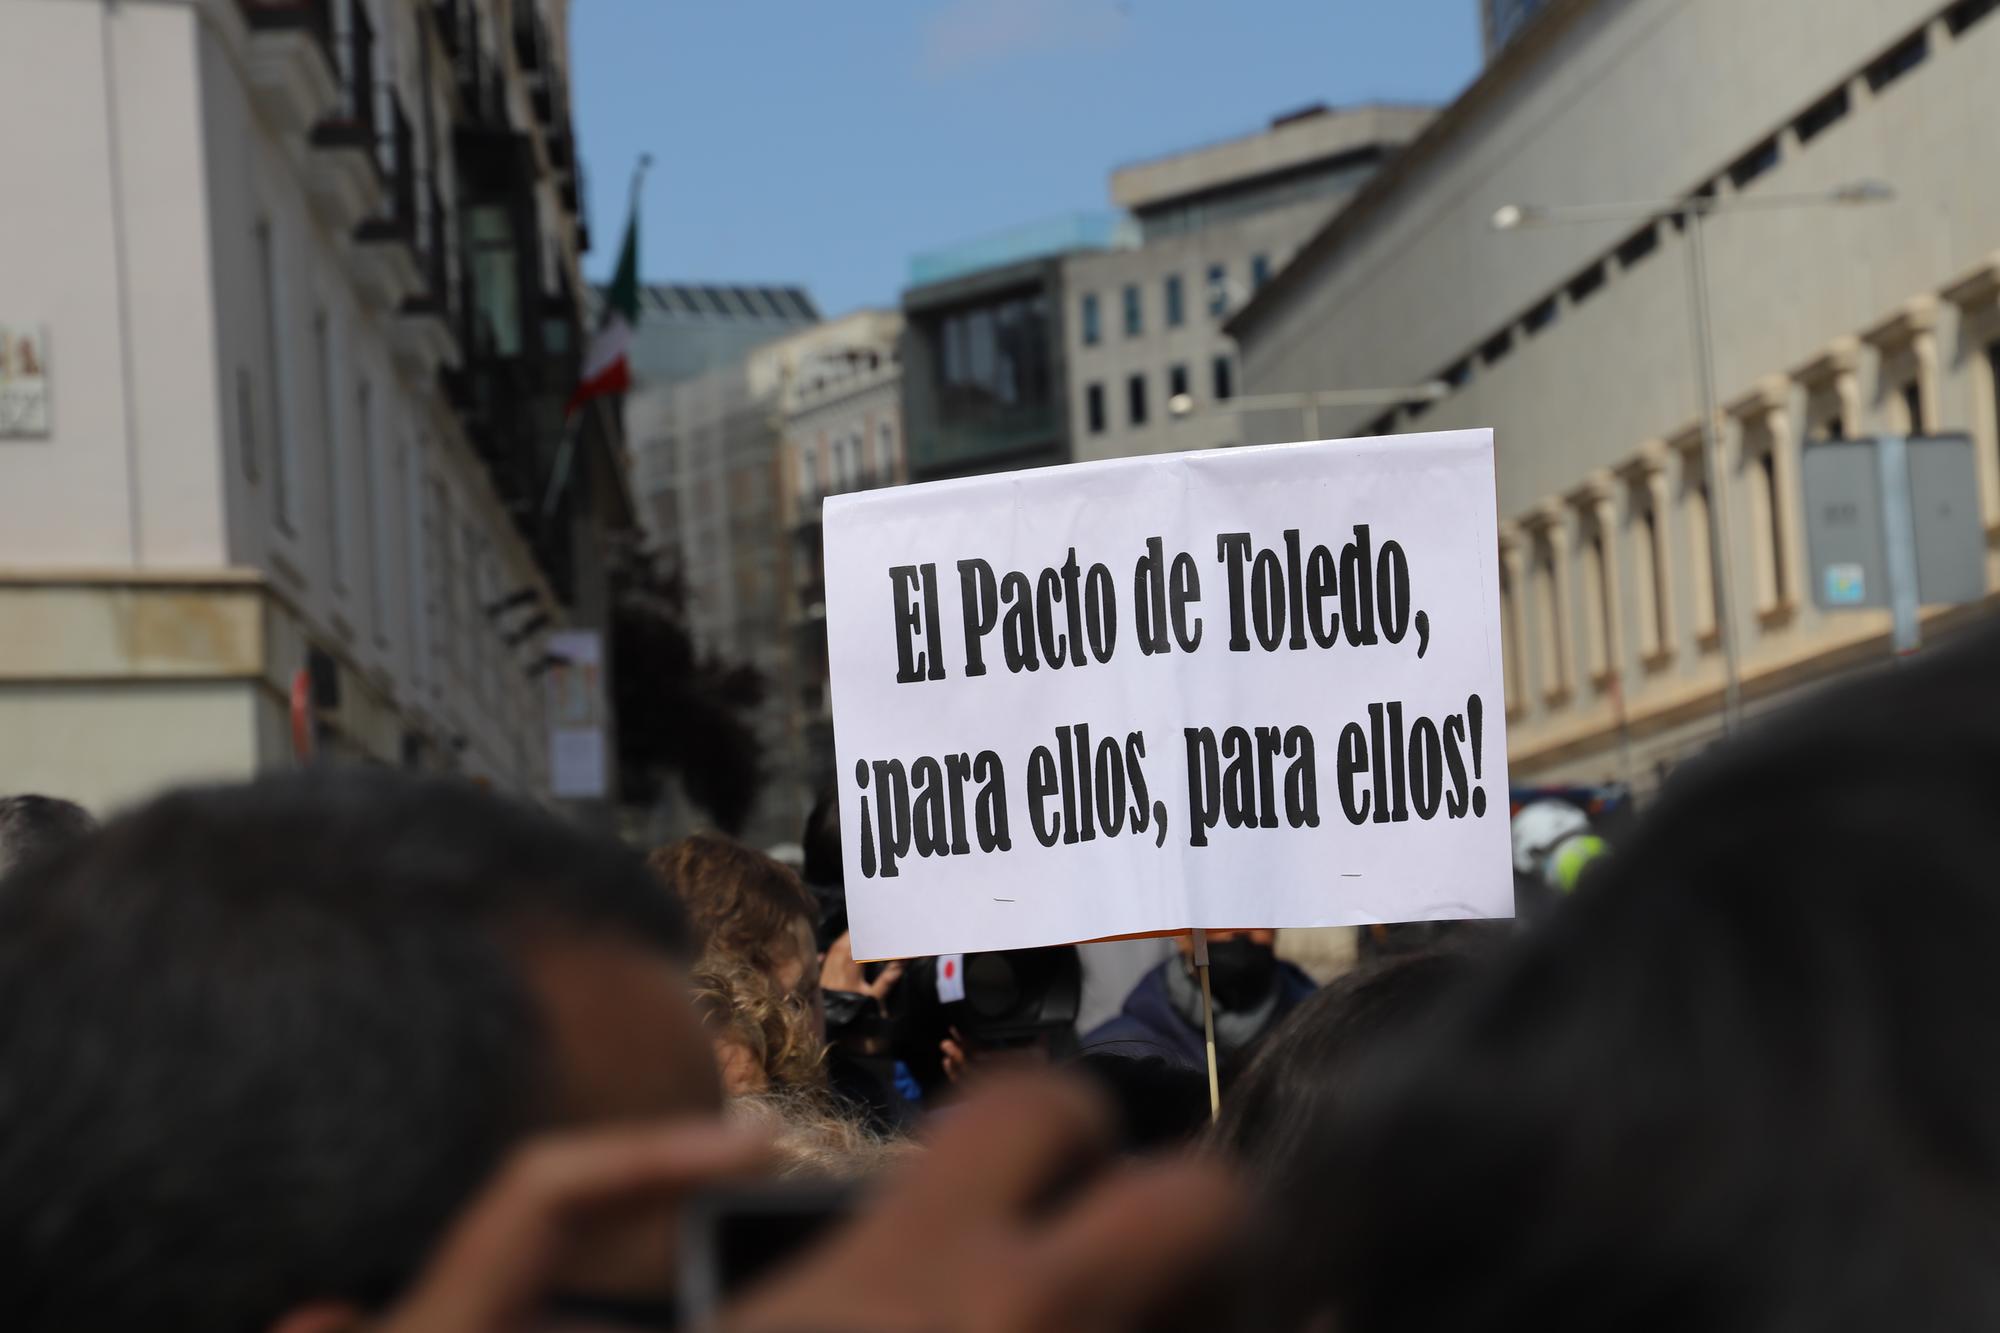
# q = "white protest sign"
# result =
<box><xmin>825</xmin><ymin>430</ymin><xmax>1512</xmax><ymax>960</ymax></box>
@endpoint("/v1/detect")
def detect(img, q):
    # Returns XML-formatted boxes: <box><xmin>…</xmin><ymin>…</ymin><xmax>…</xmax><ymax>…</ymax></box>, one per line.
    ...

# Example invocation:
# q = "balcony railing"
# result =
<box><xmin>309</xmin><ymin>0</ymin><xmax>379</xmax><ymax>165</ymax></box>
<box><xmin>514</xmin><ymin>5</ymin><xmax>547</xmax><ymax>73</ymax></box>
<box><xmin>449</xmin><ymin>4</ymin><xmax>507</xmax><ymax>128</ymax></box>
<box><xmin>431</xmin><ymin>0</ymin><xmax>464</xmax><ymax>55</ymax></box>
<box><xmin>358</xmin><ymin>96</ymin><xmax>417</xmax><ymax>244</ymax></box>
<box><xmin>238</xmin><ymin>0</ymin><xmax>335</xmax><ymax>69</ymax></box>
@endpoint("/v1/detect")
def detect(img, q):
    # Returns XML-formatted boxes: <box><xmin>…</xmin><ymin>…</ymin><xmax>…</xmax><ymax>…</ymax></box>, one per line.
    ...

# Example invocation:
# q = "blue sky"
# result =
<box><xmin>571</xmin><ymin>0</ymin><xmax>1482</xmax><ymax>317</ymax></box>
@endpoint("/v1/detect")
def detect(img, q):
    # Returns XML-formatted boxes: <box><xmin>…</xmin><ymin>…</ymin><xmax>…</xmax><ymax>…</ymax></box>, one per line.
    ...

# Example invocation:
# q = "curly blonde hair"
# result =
<box><xmin>728</xmin><ymin>1087</ymin><xmax>917</xmax><ymax>1181</ymax></box>
<box><xmin>690</xmin><ymin>951</ymin><xmax>826</xmax><ymax>1091</ymax></box>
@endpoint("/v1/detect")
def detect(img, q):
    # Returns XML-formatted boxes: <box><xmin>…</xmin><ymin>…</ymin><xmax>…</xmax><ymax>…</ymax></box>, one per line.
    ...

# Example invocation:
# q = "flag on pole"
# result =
<box><xmin>566</xmin><ymin>184</ymin><xmax>642</xmax><ymax>417</ymax></box>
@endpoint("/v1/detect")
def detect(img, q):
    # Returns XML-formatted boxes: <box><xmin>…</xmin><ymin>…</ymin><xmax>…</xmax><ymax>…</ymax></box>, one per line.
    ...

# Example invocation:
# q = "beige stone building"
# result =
<box><xmin>0</xmin><ymin>0</ymin><xmax>617</xmax><ymax>815</ymax></box>
<box><xmin>1228</xmin><ymin>0</ymin><xmax>2000</xmax><ymax>791</ymax></box>
<box><xmin>1064</xmin><ymin>104</ymin><xmax>1433</xmax><ymax>462</ymax></box>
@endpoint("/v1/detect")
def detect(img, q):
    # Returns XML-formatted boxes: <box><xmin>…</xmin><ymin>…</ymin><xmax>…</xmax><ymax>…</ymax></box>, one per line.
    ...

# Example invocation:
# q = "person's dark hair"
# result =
<box><xmin>1075</xmin><ymin>1052</ymin><xmax>1214</xmax><ymax>1154</ymax></box>
<box><xmin>1210</xmin><ymin>949</ymin><xmax>1480</xmax><ymax>1179</ymax></box>
<box><xmin>802</xmin><ymin>784</ymin><xmax>842</xmax><ymax>889</ymax></box>
<box><xmin>1300</xmin><ymin>622</ymin><xmax>2000</xmax><ymax>1333</ymax></box>
<box><xmin>0</xmin><ymin>768</ymin><xmax>690</xmax><ymax>1333</ymax></box>
<box><xmin>648</xmin><ymin>831</ymin><xmax>816</xmax><ymax>975</ymax></box>
<box><xmin>801</xmin><ymin>786</ymin><xmax>849</xmax><ymax>952</ymax></box>
<box><xmin>0</xmin><ymin>793</ymin><xmax>96</xmax><ymax>877</ymax></box>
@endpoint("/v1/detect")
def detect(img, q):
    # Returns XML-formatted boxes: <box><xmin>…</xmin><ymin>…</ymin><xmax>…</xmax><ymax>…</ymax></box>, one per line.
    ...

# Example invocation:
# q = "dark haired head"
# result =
<box><xmin>1211</xmin><ymin>948</ymin><xmax>1481</xmax><ymax>1182</ymax></box>
<box><xmin>1076</xmin><ymin>1052</ymin><xmax>1215</xmax><ymax>1154</ymax></box>
<box><xmin>0</xmin><ymin>793</ymin><xmax>96</xmax><ymax>876</ymax></box>
<box><xmin>801</xmin><ymin>786</ymin><xmax>849</xmax><ymax>950</ymax></box>
<box><xmin>0</xmin><ymin>768</ymin><xmax>697</xmax><ymax>1333</ymax></box>
<box><xmin>1305</xmin><ymin>623</ymin><xmax>2000</xmax><ymax>1333</ymax></box>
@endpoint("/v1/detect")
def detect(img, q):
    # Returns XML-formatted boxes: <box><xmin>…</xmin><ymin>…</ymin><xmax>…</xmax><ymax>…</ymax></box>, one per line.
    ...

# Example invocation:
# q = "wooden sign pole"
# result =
<box><xmin>1192</xmin><ymin>928</ymin><xmax>1220</xmax><ymax>1120</ymax></box>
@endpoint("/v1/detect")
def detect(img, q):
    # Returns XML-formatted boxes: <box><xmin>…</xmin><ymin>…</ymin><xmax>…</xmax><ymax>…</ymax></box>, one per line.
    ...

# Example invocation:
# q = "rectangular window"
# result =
<box><xmin>1164</xmin><ymin>273</ymin><xmax>1184</xmax><ymax>327</ymax></box>
<box><xmin>257</xmin><ymin>220</ymin><xmax>296</xmax><ymax>532</ymax></box>
<box><xmin>877</xmin><ymin>421</ymin><xmax>895</xmax><ymax>478</ymax></box>
<box><xmin>359</xmin><ymin>378</ymin><xmax>386</xmax><ymax>637</ymax></box>
<box><xmin>1122</xmin><ymin>284</ymin><xmax>1141</xmax><ymax>337</ymax></box>
<box><xmin>1211</xmin><ymin>355</ymin><xmax>1233</xmax><ymax>402</ymax></box>
<box><xmin>1206</xmin><ymin>263</ymin><xmax>1227</xmax><ymax>317</ymax></box>
<box><xmin>1499</xmin><ymin>563</ymin><xmax>1522</xmax><ymax>714</ymax></box>
<box><xmin>1251</xmin><ymin>254</ymin><xmax>1271</xmax><ymax>290</ymax></box>
<box><xmin>1523</xmin><ymin>297</ymin><xmax>1558</xmax><ymax>336</ymax></box>
<box><xmin>1758</xmin><ymin>449</ymin><xmax>1786</xmax><ymax>609</ymax></box>
<box><xmin>236</xmin><ymin>367</ymin><xmax>260</xmax><ymax>483</ymax></box>
<box><xmin>1794</xmin><ymin>86</ymin><xmax>1850</xmax><ymax>144</ymax></box>
<box><xmin>314</xmin><ymin>310</ymin><xmax>345</xmax><ymax>584</ymax></box>
<box><xmin>1687</xmin><ymin>476</ymin><xmax>1719</xmax><ymax>643</ymax></box>
<box><xmin>1865</xmin><ymin>29</ymin><xmax>1928</xmax><ymax>92</ymax></box>
<box><xmin>1727</xmin><ymin>138</ymin><xmax>1781</xmax><ymax>190</ymax></box>
<box><xmin>1948</xmin><ymin>0</ymin><xmax>1999</xmax><ymax>35</ymax></box>
<box><xmin>1615</xmin><ymin>223</ymin><xmax>1659</xmax><ymax>269</ymax></box>
<box><xmin>1086</xmin><ymin>382</ymin><xmax>1106</xmax><ymax>435</ymax></box>
<box><xmin>468</xmin><ymin>205</ymin><xmax>523</xmax><ymax>356</ymax></box>
<box><xmin>1632</xmin><ymin>500</ymin><xmax>1670</xmax><ymax>661</ymax></box>
<box><xmin>1080</xmin><ymin>293</ymin><xmax>1100</xmax><ymax>346</ymax></box>
<box><xmin>1126</xmin><ymin>373</ymin><xmax>1148</xmax><ymax>427</ymax></box>
<box><xmin>1582</xmin><ymin>527</ymin><xmax>1614</xmax><ymax>682</ymax></box>
<box><xmin>1566</xmin><ymin>262</ymin><xmax>1606</xmax><ymax>305</ymax></box>
<box><xmin>799</xmin><ymin>443</ymin><xmax>817</xmax><ymax>500</ymax></box>
<box><xmin>1168</xmin><ymin>363</ymin><xmax>1189</xmax><ymax>400</ymax></box>
<box><xmin>1902</xmin><ymin>380</ymin><xmax>1926</xmax><ymax>435</ymax></box>
<box><xmin>1533</xmin><ymin>537</ymin><xmax>1568</xmax><ymax>702</ymax></box>
<box><xmin>1988</xmin><ymin>341</ymin><xmax>2000</xmax><ymax>472</ymax></box>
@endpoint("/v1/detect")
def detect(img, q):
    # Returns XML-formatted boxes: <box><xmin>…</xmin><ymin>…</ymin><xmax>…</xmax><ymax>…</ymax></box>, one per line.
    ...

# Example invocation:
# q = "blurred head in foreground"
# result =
<box><xmin>0</xmin><ymin>792</ymin><xmax>95</xmax><ymax>877</ymax></box>
<box><xmin>0</xmin><ymin>769</ymin><xmax>717</xmax><ymax>1332</ymax></box>
<box><xmin>1300</xmin><ymin>622</ymin><xmax>2000</xmax><ymax>1333</ymax></box>
<box><xmin>1211</xmin><ymin>948</ymin><xmax>1482</xmax><ymax>1182</ymax></box>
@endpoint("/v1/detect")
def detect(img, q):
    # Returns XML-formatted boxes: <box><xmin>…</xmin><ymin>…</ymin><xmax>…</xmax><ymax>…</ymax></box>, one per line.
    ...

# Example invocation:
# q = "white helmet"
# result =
<box><xmin>1510</xmin><ymin>800</ymin><xmax>1593</xmax><ymax>878</ymax></box>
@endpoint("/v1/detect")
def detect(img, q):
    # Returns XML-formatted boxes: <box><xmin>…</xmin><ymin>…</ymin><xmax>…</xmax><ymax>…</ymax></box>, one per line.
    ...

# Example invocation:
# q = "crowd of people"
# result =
<box><xmin>1</xmin><ymin>615</ymin><xmax>1997</xmax><ymax>1330</ymax></box>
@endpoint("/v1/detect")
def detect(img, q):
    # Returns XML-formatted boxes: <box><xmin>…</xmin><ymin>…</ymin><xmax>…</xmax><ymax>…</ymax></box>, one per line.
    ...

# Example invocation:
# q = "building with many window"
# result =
<box><xmin>616</xmin><ymin>281</ymin><xmax>820</xmax><ymax>392</ymax></box>
<box><xmin>625</xmin><ymin>309</ymin><xmax>898</xmax><ymax>845</ymax></box>
<box><xmin>1228</xmin><ymin>0</ymin><xmax>2000</xmax><ymax>792</ymax></box>
<box><xmin>0</xmin><ymin>0</ymin><xmax>617</xmax><ymax>814</ymax></box>
<box><xmin>1063</xmin><ymin>103</ymin><xmax>1432</xmax><ymax>463</ymax></box>
<box><xmin>900</xmin><ymin>214</ymin><xmax>1124</xmax><ymax>483</ymax></box>
<box><xmin>777</xmin><ymin>310</ymin><xmax>904</xmax><ymax>796</ymax></box>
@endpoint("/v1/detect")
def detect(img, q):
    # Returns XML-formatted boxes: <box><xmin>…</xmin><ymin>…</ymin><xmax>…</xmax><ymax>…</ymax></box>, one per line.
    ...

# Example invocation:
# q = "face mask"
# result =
<box><xmin>1203</xmin><ymin>938</ymin><xmax>1278</xmax><ymax>1010</ymax></box>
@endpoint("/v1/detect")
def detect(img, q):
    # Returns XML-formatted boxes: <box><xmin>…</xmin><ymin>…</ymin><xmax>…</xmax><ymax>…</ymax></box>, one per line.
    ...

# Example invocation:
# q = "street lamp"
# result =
<box><xmin>1489</xmin><ymin>178</ymin><xmax>1893</xmax><ymax>736</ymax></box>
<box><xmin>1170</xmin><ymin>380</ymin><xmax>1449</xmax><ymax>438</ymax></box>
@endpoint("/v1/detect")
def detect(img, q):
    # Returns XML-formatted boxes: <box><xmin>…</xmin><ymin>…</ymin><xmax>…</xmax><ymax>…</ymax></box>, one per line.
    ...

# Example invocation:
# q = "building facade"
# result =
<box><xmin>617</xmin><ymin>281</ymin><xmax>820</xmax><ymax>392</ymax></box>
<box><xmin>1063</xmin><ymin>104</ymin><xmax>1432</xmax><ymax>462</ymax></box>
<box><xmin>777</xmin><ymin>310</ymin><xmax>904</xmax><ymax>796</ymax></box>
<box><xmin>625</xmin><ymin>312</ymin><xmax>900</xmax><ymax>846</ymax></box>
<box><xmin>1482</xmin><ymin>0</ymin><xmax>1553</xmax><ymax>56</ymax></box>
<box><xmin>1229</xmin><ymin>0</ymin><xmax>2000</xmax><ymax>792</ymax></box>
<box><xmin>0</xmin><ymin>0</ymin><xmax>615</xmax><ymax>815</ymax></box>
<box><xmin>901</xmin><ymin>215</ymin><xmax>1123</xmax><ymax>483</ymax></box>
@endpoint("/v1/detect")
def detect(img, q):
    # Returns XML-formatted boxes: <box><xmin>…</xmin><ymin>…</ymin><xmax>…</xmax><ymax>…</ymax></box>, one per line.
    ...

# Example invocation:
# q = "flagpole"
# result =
<box><xmin>543</xmin><ymin>154</ymin><xmax>652</xmax><ymax>520</ymax></box>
